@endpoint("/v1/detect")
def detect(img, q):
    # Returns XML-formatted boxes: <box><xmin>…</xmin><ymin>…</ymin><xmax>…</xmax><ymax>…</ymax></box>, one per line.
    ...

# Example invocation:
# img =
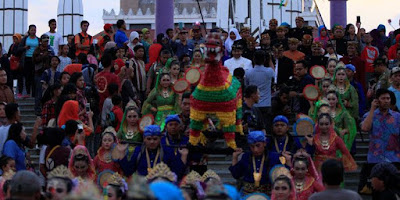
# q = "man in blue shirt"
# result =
<box><xmin>173</xmin><ymin>29</ymin><xmax>194</xmax><ymax>59</ymax></box>
<box><xmin>288</xmin><ymin>60</ymin><xmax>314</xmax><ymax>114</ymax></box>
<box><xmin>359</xmin><ymin>88</ymin><xmax>400</xmax><ymax>194</ymax></box>
<box><xmin>188</xmin><ymin>25</ymin><xmax>205</xmax><ymax>47</ymax></box>
<box><xmin>245</xmin><ymin>50</ymin><xmax>274</xmax><ymax>132</ymax></box>
<box><xmin>114</xmin><ymin>19</ymin><xmax>128</xmax><ymax>48</ymax></box>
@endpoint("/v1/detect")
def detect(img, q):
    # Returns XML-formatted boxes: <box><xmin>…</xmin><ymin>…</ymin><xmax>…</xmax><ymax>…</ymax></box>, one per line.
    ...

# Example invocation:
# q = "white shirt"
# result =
<box><xmin>224</xmin><ymin>56</ymin><xmax>253</xmax><ymax>75</ymax></box>
<box><xmin>45</xmin><ymin>31</ymin><xmax>63</xmax><ymax>55</ymax></box>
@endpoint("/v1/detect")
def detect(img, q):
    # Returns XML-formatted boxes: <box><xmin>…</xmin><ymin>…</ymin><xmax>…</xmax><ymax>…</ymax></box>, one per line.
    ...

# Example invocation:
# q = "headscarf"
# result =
<box><xmin>128</xmin><ymin>31</ymin><xmax>143</xmax><ymax>51</ymax></box>
<box><xmin>119</xmin><ymin>103</ymin><xmax>140</xmax><ymax>135</ymax></box>
<box><xmin>150</xmin><ymin>181</ymin><xmax>184</xmax><ymax>200</ymax></box>
<box><xmin>68</xmin><ymin>145</ymin><xmax>95</xmax><ymax>179</ymax></box>
<box><xmin>58</xmin><ymin>100</ymin><xmax>79</xmax><ymax>128</ymax></box>
<box><xmin>224</xmin><ymin>28</ymin><xmax>241</xmax><ymax>53</ymax></box>
<box><xmin>104</xmin><ymin>41</ymin><xmax>117</xmax><ymax>50</ymax></box>
<box><xmin>247</xmin><ymin>131</ymin><xmax>266</xmax><ymax>144</ymax></box>
<box><xmin>13</xmin><ymin>33</ymin><xmax>22</xmax><ymax>43</ymax></box>
<box><xmin>144</xmin><ymin>125</ymin><xmax>162</xmax><ymax>137</ymax></box>
<box><xmin>332</xmin><ymin>66</ymin><xmax>350</xmax><ymax>89</ymax></box>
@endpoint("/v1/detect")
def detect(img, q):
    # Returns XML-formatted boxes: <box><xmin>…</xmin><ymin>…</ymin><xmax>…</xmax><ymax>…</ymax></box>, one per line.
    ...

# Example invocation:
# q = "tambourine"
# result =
<box><xmin>97</xmin><ymin>170</ymin><xmax>114</xmax><ymax>187</ymax></box>
<box><xmin>185</xmin><ymin>67</ymin><xmax>202</xmax><ymax>85</ymax></box>
<box><xmin>303</xmin><ymin>84</ymin><xmax>320</xmax><ymax>101</ymax></box>
<box><xmin>139</xmin><ymin>114</ymin><xmax>155</xmax><ymax>132</ymax></box>
<box><xmin>172</xmin><ymin>79</ymin><xmax>190</xmax><ymax>93</ymax></box>
<box><xmin>269</xmin><ymin>164</ymin><xmax>292</xmax><ymax>183</ymax></box>
<box><xmin>293</xmin><ymin>117</ymin><xmax>315</xmax><ymax>137</ymax></box>
<box><xmin>310</xmin><ymin>65</ymin><xmax>326</xmax><ymax>79</ymax></box>
<box><xmin>243</xmin><ymin>193</ymin><xmax>270</xmax><ymax>200</ymax></box>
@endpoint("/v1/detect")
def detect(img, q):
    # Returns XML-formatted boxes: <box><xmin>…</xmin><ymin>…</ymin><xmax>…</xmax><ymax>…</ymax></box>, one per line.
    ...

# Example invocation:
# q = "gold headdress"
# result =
<box><xmin>180</xmin><ymin>171</ymin><xmax>201</xmax><ymax>187</ymax></box>
<box><xmin>270</xmin><ymin>165</ymin><xmax>292</xmax><ymax>183</ymax></box>
<box><xmin>47</xmin><ymin>165</ymin><xmax>73</xmax><ymax>179</ymax></box>
<box><xmin>107</xmin><ymin>172</ymin><xmax>123</xmax><ymax>186</ymax></box>
<box><xmin>201</xmin><ymin>170</ymin><xmax>221</xmax><ymax>182</ymax></box>
<box><xmin>145</xmin><ymin>162</ymin><xmax>177</xmax><ymax>182</ymax></box>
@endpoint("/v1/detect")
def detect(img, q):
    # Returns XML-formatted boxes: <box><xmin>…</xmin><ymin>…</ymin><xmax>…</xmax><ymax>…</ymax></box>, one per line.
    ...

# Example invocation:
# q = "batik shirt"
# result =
<box><xmin>363</xmin><ymin>109</ymin><xmax>400</xmax><ymax>163</ymax></box>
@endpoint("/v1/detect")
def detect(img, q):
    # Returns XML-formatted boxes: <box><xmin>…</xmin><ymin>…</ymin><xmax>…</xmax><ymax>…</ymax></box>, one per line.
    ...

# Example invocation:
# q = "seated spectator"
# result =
<box><xmin>0</xmin><ymin>68</ymin><xmax>15</xmax><ymax>104</ymax></box>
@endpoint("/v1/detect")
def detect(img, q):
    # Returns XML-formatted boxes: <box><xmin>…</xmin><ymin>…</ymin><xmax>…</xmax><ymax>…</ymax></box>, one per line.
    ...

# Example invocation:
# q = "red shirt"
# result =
<box><xmin>94</xmin><ymin>70</ymin><xmax>121</xmax><ymax>110</ymax></box>
<box><xmin>360</xmin><ymin>45</ymin><xmax>379</xmax><ymax>73</ymax></box>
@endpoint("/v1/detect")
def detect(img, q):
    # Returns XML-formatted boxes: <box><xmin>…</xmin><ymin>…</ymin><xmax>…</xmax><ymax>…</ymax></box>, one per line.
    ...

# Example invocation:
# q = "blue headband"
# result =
<box><xmin>144</xmin><ymin>125</ymin><xmax>162</xmax><ymax>137</ymax></box>
<box><xmin>345</xmin><ymin>64</ymin><xmax>356</xmax><ymax>72</ymax></box>
<box><xmin>247</xmin><ymin>131</ymin><xmax>266</xmax><ymax>144</ymax></box>
<box><xmin>165</xmin><ymin>114</ymin><xmax>181</xmax><ymax>125</ymax></box>
<box><xmin>273</xmin><ymin>115</ymin><xmax>289</xmax><ymax>125</ymax></box>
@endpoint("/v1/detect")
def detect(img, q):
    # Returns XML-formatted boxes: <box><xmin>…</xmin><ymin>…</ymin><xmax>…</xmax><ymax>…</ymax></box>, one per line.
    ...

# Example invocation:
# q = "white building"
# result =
<box><xmin>103</xmin><ymin>0</ymin><xmax>321</xmax><ymax>37</ymax></box>
<box><xmin>57</xmin><ymin>0</ymin><xmax>83</xmax><ymax>42</ymax></box>
<box><xmin>0</xmin><ymin>0</ymin><xmax>28</xmax><ymax>50</ymax></box>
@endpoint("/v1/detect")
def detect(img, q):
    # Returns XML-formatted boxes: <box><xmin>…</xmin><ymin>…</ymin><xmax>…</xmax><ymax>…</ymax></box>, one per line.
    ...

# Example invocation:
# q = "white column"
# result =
<box><xmin>251</xmin><ymin>0</ymin><xmax>261</xmax><ymax>35</ymax></box>
<box><xmin>216</xmin><ymin>0</ymin><xmax>229</xmax><ymax>30</ymax></box>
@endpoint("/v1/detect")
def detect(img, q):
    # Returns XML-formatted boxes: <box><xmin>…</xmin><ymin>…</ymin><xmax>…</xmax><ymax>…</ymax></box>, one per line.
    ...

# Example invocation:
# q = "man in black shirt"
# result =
<box><xmin>242</xmin><ymin>85</ymin><xmax>265</xmax><ymax>134</ymax></box>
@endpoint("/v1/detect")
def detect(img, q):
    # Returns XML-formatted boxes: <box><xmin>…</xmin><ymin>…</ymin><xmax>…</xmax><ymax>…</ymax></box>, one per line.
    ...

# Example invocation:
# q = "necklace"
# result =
<box><xmin>145</xmin><ymin>148</ymin><xmax>160</xmax><ymax>173</ymax></box>
<box><xmin>126</xmin><ymin>127</ymin><xmax>137</xmax><ymax>139</ymax></box>
<box><xmin>320</xmin><ymin>138</ymin><xmax>330</xmax><ymax>150</ymax></box>
<box><xmin>103</xmin><ymin>152</ymin><xmax>112</xmax><ymax>163</ymax></box>
<box><xmin>252</xmin><ymin>154</ymin><xmax>265</xmax><ymax>187</ymax></box>
<box><xmin>330</xmin><ymin>110</ymin><xmax>336</xmax><ymax>118</ymax></box>
<box><xmin>295</xmin><ymin>180</ymin><xmax>304</xmax><ymax>192</ymax></box>
<box><xmin>274</xmin><ymin>136</ymin><xmax>288</xmax><ymax>165</ymax></box>
<box><xmin>162</xmin><ymin>90</ymin><xmax>170</xmax><ymax>98</ymax></box>
<box><xmin>337</xmin><ymin>85</ymin><xmax>345</xmax><ymax>94</ymax></box>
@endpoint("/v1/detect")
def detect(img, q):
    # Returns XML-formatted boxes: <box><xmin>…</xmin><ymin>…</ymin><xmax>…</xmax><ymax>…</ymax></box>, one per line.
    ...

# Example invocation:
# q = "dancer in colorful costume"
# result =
<box><xmin>229</xmin><ymin>131</ymin><xmax>281</xmax><ymax>196</ymax></box>
<box><xmin>189</xmin><ymin>33</ymin><xmax>243</xmax><ymax>149</ymax></box>
<box><xmin>312</xmin><ymin>113</ymin><xmax>357</xmax><ymax>172</ymax></box>
<box><xmin>291</xmin><ymin>154</ymin><xmax>324</xmax><ymax>200</ymax></box>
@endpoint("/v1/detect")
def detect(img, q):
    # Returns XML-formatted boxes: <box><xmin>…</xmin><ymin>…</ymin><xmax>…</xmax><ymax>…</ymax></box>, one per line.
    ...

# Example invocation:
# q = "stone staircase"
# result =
<box><xmin>17</xmin><ymin>98</ymin><xmax>41</xmax><ymax>170</ymax></box>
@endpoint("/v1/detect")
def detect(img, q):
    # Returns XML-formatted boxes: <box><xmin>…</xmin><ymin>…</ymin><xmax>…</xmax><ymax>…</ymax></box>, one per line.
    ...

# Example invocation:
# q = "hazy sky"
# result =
<box><xmin>29</xmin><ymin>0</ymin><xmax>400</xmax><ymax>36</ymax></box>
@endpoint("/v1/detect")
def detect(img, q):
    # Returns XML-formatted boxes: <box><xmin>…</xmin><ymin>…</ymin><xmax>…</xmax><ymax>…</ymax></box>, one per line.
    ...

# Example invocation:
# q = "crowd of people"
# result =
<box><xmin>0</xmin><ymin>15</ymin><xmax>399</xmax><ymax>200</ymax></box>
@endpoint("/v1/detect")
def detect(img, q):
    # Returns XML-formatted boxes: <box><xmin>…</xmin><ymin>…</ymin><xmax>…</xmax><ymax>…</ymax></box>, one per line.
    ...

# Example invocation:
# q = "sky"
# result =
<box><xmin>29</xmin><ymin>0</ymin><xmax>400</xmax><ymax>36</ymax></box>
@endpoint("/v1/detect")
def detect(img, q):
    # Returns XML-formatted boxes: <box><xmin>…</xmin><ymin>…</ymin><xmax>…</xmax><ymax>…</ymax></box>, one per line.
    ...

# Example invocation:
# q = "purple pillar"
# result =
<box><xmin>155</xmin><ymin>0</ymin><xmax>174</xmax><ymax>35</ymax></box>
<box><xmin>329</xmin><ymin>0</ymin><xmax>347</xmax><ymax>28</ymax></box>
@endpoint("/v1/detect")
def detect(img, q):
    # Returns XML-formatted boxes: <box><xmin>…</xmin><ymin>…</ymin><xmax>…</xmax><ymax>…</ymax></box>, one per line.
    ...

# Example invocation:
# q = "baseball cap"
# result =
<box><xmin>40</xmin><ymin>34</ymin><xmax>49</xmax><ymax>41</ymax></box>
<box><xmin>103</xmin><ymin>23</ymin><xmax>113</xmax><ymax>32</ymax></box>
<box><xmin>142</xmin><ymin>28</ymin><xmax>149</xmax><ymax>34</ymax></box>
<box><xmin>391</xmin><ymin>66</ymin><xmax>400</xmax><ymax>76</ymax></box>
<box><xmin>192</xmin><ymin>25</ymin><xmax>201</xmax><ymax>30</ymax></box>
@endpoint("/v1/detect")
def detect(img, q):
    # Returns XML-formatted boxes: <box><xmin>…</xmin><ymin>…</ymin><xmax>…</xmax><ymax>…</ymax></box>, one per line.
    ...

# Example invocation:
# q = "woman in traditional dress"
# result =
<box><xmin>325</xmin><ymin>59</ymin><xmax>338</xmax><ymax>79</ymax></box>
<box><xmin>291</xmin><ymin>155</ymin><xmax>324</xmax><ymax>200</ymax></box>
<box><xmin>190</xmin><ymin>49</ymin><xmax>205</xmax><ymax>71</ymax></box>
<box><xmin>311</xmin><ymin>113</ymin><xmax>357</xmax><ymax>172</ymax></box>
<box><xmin>117</xmin><ymin>104</ymin><xmax>142</xmax><ymax>144</ymax></box>
<box><xmin>68</xmin><ymin>145</ymin><xmax>95</xmax><ymax>181</ymax></box>
<box><xmin>271</xmin><ymin>175</ymin><xmax>296</xmax><ymax>200</ymax></box>
<box><xmin>169</xmin><ymin>60</ymin><xmax>182</xmax><ymax>84</ymax></box>
<box><xmin>93</xmin><ymin>127</ymin><xmax>121</xmax><ymax>175</ymax></box>
<box><xmin>326</xmin><ymin>90</ymin><xmax>357</xmax><ymax>151</ymax></box>
<box><xmin>142</xmin><ymin>72</ymin><xmax>180</xmax><ymax>130</ymax></box>
<box><xmin>332</xmin><ymin>66</ymin><xmax>359</xmax><ymax>120</ymax></box>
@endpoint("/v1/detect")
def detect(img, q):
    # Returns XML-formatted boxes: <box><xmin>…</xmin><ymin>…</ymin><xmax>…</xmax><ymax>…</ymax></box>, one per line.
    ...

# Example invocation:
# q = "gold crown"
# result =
<box><xmin>201</xmin><ymin>170</ymin><xmax>221</xmax><ymax>182</ymax></box>
<box><xmin>2</xmin><ymin>170</ymin><xmax>15</xmax><ymax>181</ymax></box>
<box><xmin>47</xmin><ymin>165</ymin><xmax>73</xmax><ymax>179</ymax></box>
<box><xmin>64</xmin><ymin>180</ymin><xmax>101</xmax><ymax>200</ymax></box>
<box><xmin>145</xmin><ymin>162</ymin><xmax>176</xmax><ymax>182</ymax></box>
<box><xmin>125</xmin><ymin>100</ymin><xmax>138</xmax><ymax>110</ymax></box>
<box><xmin>180</xmin><ymin>171</ymin><xmax>201</xmax><ymax>187</ymax></box>
<box><xmin>107</xmin><ymin>172</ymin><xmax>123</xmax><ymax>186</ymax></box>
<box><xmin>270</xmin><ymin>165</ymin><xmax>292</xmax><ymax>183</ymax></box>
<box><xmin>102</xmin><ymin>127</ymin><xmax>117</xmax><ymax>137</ymax></box>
